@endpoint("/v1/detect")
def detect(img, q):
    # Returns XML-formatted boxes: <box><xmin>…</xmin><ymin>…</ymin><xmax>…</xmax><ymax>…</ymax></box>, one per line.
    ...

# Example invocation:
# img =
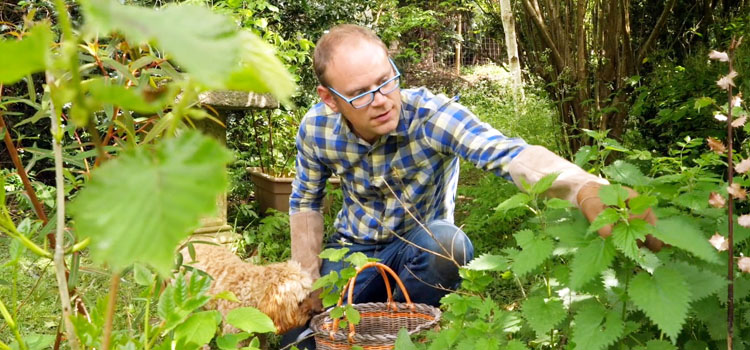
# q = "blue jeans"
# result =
<box><xmin>321</xmin><ymin>219</ymin><xmax>474</xmax><ymax>306</ymax></box>
<box><xmin>282</xmin><ymin>220</ymin><xmax>474</xmax><ymax>349</ymax></box>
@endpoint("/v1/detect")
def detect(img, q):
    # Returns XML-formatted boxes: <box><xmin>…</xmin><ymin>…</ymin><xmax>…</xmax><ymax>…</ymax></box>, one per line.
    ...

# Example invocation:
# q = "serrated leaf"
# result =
<box><xmin>694</xmin><ymin>96</ymin><xmax>715</xmax><ymax>110</ymax></box>
<box><xmin>611</xmin><ymin>220</ymin><xmax>649</xmax><ymax>263</ymax></box>
<box><xmin>602</xmin><ymin>160</ymin><xmax>652</xmax><ymax>187</ymax></box>
<box><xmin>157</xmin><ymin>273</ymin><xmax>213</xmax><ymax>332</ymax></box>
<box><xmin>465</xmin><ymin>254</ymin><xmax>509</xmax><ymax>271</ymax></box>
<box><xmin>495</xmin><ymin>193</ymin><xmax>531</xmax><ymax>213</ymax></box>
<box><xmin>668</xmin><ymin>261</ymin><xmax>724</xmax><ymax>301</ymax></box>
<box><xmin>521</xmin><ymin>296</ymin><xmax>566</xmax><ymax>337</ymax></box>
<box><xmin>512</xmin><ymin>229</ymin><xmax>554</xmax><ymax>277</ymax></box>
<box><xmin>505</xmin><ymin>340</ymin><xmax>529</xmax><ymax>350</ymax></box>
<box><xmin>216</xmin><ymin>333</ymin><xmax>251</xmax><ymax>350</ymax></box>
<box><xmin>225</xmin><ymin>307</ymin><xmax>276</xmax><ymax>334</ymax></box>
<box><xmin>85</xmin><ymin>77</ymin><xmax>172</xmax><ymax>113</ymax></box>
<box><xmin>69</xmin><ymin>131</ymin><xmax>232</xmax><ymax>275</ymax></box>
<box><xmin>654</xmin><ymin>216</ymin><xmax>720</xmax><ymax>264</ymax></box>
<box><xmin>569</xmin><ymin>238</ymin><xmax>616</xmax><ymax>290</ymax></box>
<box><xmin>598</xmin><ymin>184</ymin><xmax>630</xmax><ymax>207</ymax></box>
<box><xmin>345</xmin><ymin>305</ymin><xmax>360</xmax><ymax>325</ymax></box>
<box><xmin>571</xmin><ymin>302</ymin><xmax>624</xmax><ymax>350</ymax></box>
<box><xmin>213</xmin><ymin>290</ymin><xmax>240</xmax><ymax>302</ymax></box>
<box><xmin>587</xmin><ymin>208</ymin><xmax>621</xmax><ymax>233</ymax></box>
<box><xmin>530</xmin><ymin>172</ymin><xmax>560</xmax><ymax>195</ymax></box>
<box><xmin>344</xmin><ymin>252</ymin><xmax>369</xmax><ymax>268</ymax></box>
<box><xmin>628</xmin><ymin>267</ymin><xmax>691</xmax><ymax>341</ymax></box>
<box><xmin>0</xmin><ymin>24</ymin><xmax>51</xmax><ymax>84</ymax></box>
<box><xmin>319</xmin><ymin>248</ymin><xmax>349</xmax><ymax>262</ymax></box>
<box><xmin>81</xmin><ymin>0</ymin><xmax>293</xmax><ymax>102</ymax></box>
<box><xmin>395</xmin><ymin>328</ymin><xmax>417</xmax><ymax>350</ymax></box>
<box><xmin>642</xmin><ymin>340</ymin><xmax>678</xmax><ymax>350</ymax></box>
<box><xmin>133</xmin><ymin>263</ymin><xmax>153</xmax><ymax>286</ymax></box>
<box><xmin>174</xmin><ymin>310</ymin><xmax>221</xmax><ymax>347</ymax></box>
<box><xmin>574</xmin><ymin>145</ymin><xmax>596</xmax><ymax>167</ymax></box>
<box><xmin>628</xmin><ymin>195</ymin><xmax>658</xmax><ymax>215</ymax></box>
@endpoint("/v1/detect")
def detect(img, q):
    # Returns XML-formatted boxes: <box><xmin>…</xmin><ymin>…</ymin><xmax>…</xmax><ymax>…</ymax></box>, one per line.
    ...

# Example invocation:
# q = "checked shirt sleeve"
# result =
<box><xmin>289</xmin><ymin>113</ymin><xmax>331</xmax><ymax>214</ymax></box>
<box><xmin>417</xmin><ymin>91</ymin><xmax>528</xmax><ymax>180</ymax></box>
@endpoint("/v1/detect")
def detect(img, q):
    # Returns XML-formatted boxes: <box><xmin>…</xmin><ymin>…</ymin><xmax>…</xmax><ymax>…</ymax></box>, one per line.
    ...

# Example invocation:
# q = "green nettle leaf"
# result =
<box><xmin>602</xmin><ymin>160</ymin><xmax>652</xmax><ymax>187</ymax></box>
<box><xmin>0</xmin><ymin>24</ymin><xmax>51</xmax><ymax>84</ymax></box>
<box><xmin>174</xmin><ymin>310</ymin><xmax>221</xmax><ymax>347</ymax></box>
<box><xmin>505</xmin><ymin>340</ymin><xmax>530</xmax><ymax>350</ymax></box>
<box><xmin>495</xmin><ymin>193</ymin><xmax>531</xmax><ymax>213</ymax></box>
<box><xmin>654</xmin><ymin>216</ymin><xmax>720</xmax><ymax>264</ymax></box>
<box><xmin>511</xmin><ymin>229</ymin><xmax>554</xmax><ymax>277</ymax></box>
<box><xmin>587</xmin><ymin>208</ymin><xmax>620</xmax><ymax>233</ymax></box>
<box><xmin>80</xmin><ymin>0</ymin><xmax>294</xmax><ymax>102</ymax></box>
<box><xmin>319</xmin><ymin>248</ymin><xmax>350</xmax><ymax>262</ymax></box>
<box><xmin>344</xmin><ymin>252</ymin><xmax>370</xmax><ymax>268</ymax></box>
<box><xmin>569</xmin><ymin>238</ymin><xmax>616</xmax><ymax>290</ymax></box>
<box><xmin>530</xmin><ymin>172</ymin><xmax>560</xmax><ymax>195</ymax></box>
<box><xmin>157</xmin><ymin>273</ymin><xmax>213</xmax><ymax>332</ymax></box>
<box><xmin>628</xmin><ymin>195</ymin><xmax>658</xmax><ymax>215</ymax></box>
<box><xmin>132</xmin><ymin>263</ymin><xmax>153</xmax><ymax>286</ymax></box>
<box><xmin>571</xmin><ymin>302</ymin><xmax>624</xmax><ymax>350</ymax></box>
<box><xmin>345</xmin><ymin>305</ymin><xmax>361</xmax><ymax>325</ymax></box>
<box><xmin>668</xmin><ymin>261</ymin><xmax>724</xmax><ymax>301</ymax></box>
<box><xmin>216</xmin><ymin>333</ymin><xmax>251</xmax><ymax>350</ymax></box>
<box><xmin>69</xmin><ymin>131</ymin><xmax>232</xmax><ymax>275</ymax></box>
<box><xmin>694</xmin><ymin>96</ymin><xmax>715</xmax><ymax>110</ymax></box>
<box><xmin>634</xmin><ymin>340</ymin><xmax>678</xmax><ymax>350</ymax></box>
<box><xmin>598</xmin><ymin>184</ymin><xmax>630</xmax><ymax>207</ymax></box>
<box><xmin>395</xmin><ymin>328</ymin><xmax>417</xmax><ymax>350</ymax></box>
<box><xmin>611</xmin><ymin>219</ymin><xmax>649</xmax><ymax>263</ymax></box>
<box><xmin>628</xmin><ymin>267</ymin><xmax>691</xmax><ymax>342</ymax></box>
<box><xmin>464</xmin><ymin>253</ymin><xmax>509</xmax><ymax>271</ymax></box>
<box><xmin>574</xmin><ymin>145</ymin><xmax>596</xmax><ymax>167</ymax></box>
<box><xmin>544</xmin><ymin>198</ymin><xmax>572</xmax><ymax>209</ymax></box>
<box><xmin>521</xmin><ymin>296</ymin><xmax>566</xmax><ymax>337</ymax></box>
<box><xmin>225</xmin><ymin>307</ymin><xmax>276</xmax><ymax>334</ymax></box>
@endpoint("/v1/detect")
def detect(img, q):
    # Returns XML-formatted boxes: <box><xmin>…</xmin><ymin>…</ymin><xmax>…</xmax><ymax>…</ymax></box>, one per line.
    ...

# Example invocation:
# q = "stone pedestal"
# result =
<box><xmin>194</xmin><ymin>91</ymin><xmax>278</xmax><ymax>243</ymax></box>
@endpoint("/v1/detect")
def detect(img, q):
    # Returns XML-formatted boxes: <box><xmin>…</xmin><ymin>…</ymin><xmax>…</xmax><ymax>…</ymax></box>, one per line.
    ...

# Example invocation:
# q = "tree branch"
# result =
<box><xmin>635</xmin><ymin>0</ymin><xmax>678</xmax><ymax>66</ymax></box>
<box><xmin>521</xmin><ymin>0</ymin><xmax>566</xmax><ymax>71</ymax></box>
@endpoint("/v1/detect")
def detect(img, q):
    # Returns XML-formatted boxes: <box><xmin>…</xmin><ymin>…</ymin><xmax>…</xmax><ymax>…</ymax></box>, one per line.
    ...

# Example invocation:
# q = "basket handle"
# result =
<box><xmin>330</xmin><ymin>262</ymin><xmax>416</xmax><ymax>342</ymax></box>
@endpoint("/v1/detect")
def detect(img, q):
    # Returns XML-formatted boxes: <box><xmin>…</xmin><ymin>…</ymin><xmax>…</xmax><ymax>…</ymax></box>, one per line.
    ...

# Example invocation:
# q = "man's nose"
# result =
<box><xmin>370</xmin><ymin>89</ymin><xmax>388</xmax><ymax>106</ymax></box>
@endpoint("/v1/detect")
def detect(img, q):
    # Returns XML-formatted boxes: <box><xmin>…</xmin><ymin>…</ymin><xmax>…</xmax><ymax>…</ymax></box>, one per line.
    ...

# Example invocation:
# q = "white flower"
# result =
<box><xmin>717</xmin><ymin>71</ymin><xmax>738</xmax><ymax>90</ymax></box>
<box><xmin>715</xmin><ymin>113</ymin><xmax>728</xmax><ymax>122</ymax></box>
<box><xmin>709</xmin><ymin>233</ymin><xmax>729</xmax><ymax>251</ymax></box>
<box><xmin>736</xmin><ymin>158</ymin><xmax>750</xmax><ymax>174</ymax></box>
<box><xmin>709</xmin><ymin>50</ymin><xmax>730</xmax><ymax>62</ymax></box>
<box><xmin>732</xmin><ymin>95</ymin><xmax>742</xmax><ymax>107</ymax></box>
<box><xmin>739</xmin><ymin>214</ymin><xmax>750</xmax><ymax>228</ymax></box>
<box><xmin>738</xmin><ymin>257</ymin><xmax>750</xmax><ymax>273</ymax></box>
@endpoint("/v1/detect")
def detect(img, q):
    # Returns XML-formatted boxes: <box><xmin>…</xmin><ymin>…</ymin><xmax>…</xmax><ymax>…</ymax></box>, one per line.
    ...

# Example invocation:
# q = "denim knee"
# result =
<box><xmin>420</xmin><ymin>220</ymin><xmax>474</xmax><ymax>266</ymax></box>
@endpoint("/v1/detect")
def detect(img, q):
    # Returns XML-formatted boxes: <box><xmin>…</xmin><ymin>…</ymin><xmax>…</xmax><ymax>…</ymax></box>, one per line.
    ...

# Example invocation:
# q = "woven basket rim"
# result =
<box><xmin>311</xmin><ymin>302</ymin><xmax>441</xmax><ymax>343</ymax></box>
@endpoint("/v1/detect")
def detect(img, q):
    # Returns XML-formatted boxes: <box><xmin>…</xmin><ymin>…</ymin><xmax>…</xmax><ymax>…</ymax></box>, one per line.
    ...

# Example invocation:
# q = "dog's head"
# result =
<box><xmin>259</xmin><ymin>261</ymin><xmax>316</xmax><ymax>334</ymax></box>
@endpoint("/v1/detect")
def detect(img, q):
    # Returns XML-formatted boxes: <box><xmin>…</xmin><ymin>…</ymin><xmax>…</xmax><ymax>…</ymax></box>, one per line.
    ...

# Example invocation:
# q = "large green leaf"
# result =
<box><xmin>598</xmin><ymin>184</ymin><xmax>630</xmax><ymax>207</ymax></box>
<box><xmin>495</xmin><ymin>193</ymin><xmax>531</xmax><ymax>213</ymax></box>
<box><xmin>529</xmin><ymin>172</ymin><xmax>560</xmax><ymax>196</ymax></box>
<box><xmin>511</xmin><ymin>229</ymin><xmax>554</xmax><ymax>277</ymax></box>
<box><xmin>465</xmin><ymin>253</ymin><xmax>509</xmax><ymax>271</ymax></box>
<box><xmin>80</xmin><ymin>0</ymin><xmax>294</xmax><ymax>103</ymax></box>
<box><xmin>587</xmin><ymin>208</ymin><xmax>621</xmax><ymax>234</ymax></box>
<box><xmin>569</xmin><ymin>238</ymin><xmax>616</xmax><ymax>290</ymax></box>
<box><xmin>602</xmin><ymin>160</ymin><xmax>652</xmax><ymax>187</ymax></box>
<box><xmin>395</xmin><ymin>328</ymin><xmax>417</xmax><ymax>350</ymax></box>
<box><xmin>225</xmin><ymin>307</ymin><xmax>276</xmax><ymax>334</ymax></box>
<box><xmin>84</xmin><ymin>77</ymin><xmax>173</xmax><ymax>114</ymax></box>
<box><xmin>654</xmin><ymin>216</ymin><xmax>720</xmax><ymax>264</ymax></box>
<box><xmin>571</xmin><ymin>302</ymin><xmax>624</xmax><ymax>350</ymax></box>
<box><xmin>174</xmin><ymin>311</ymin><xmax>221</xmax><ymax>347</ymax></box>
<box><xmin>610</xmin><ymin>219</ymin><xmax>649</xmax><ymax>263</ymax></box>
<box><xmin>0</xmin><ymin>24</ymin><xmax>51</xmax><ymax>84</ymax></box>
<box><xmin>628</xmin><ymin>267</ymin><xmax>691</xmax><ymax>342</ymax></box>
<box><xmin>69</xmin><ymin>131</ymin><xmax>232</xmax><ymax>275</ymax></box>
<box><xmin>521</xmin><ymin>296</ymin><xmax>566</xmax><ymax>337</ymax></box>
<box><xmin>668</xmin><ymin>261</ymin><xmax>724</xmax><ymax>301</ymax></box>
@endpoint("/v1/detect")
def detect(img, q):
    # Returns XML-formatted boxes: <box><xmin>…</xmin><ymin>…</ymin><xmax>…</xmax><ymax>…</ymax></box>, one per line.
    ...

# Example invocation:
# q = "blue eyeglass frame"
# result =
<box><xmin>326</xmin><ymin>58</ymin><xmax>401</xmax><ymax>109</ymax></box>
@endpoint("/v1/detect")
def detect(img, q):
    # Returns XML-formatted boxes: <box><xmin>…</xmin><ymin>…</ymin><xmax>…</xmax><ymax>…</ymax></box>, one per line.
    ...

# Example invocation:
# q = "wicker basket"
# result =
<box><xmin>311</xmin><ymin>262</ymin><xmax>441</xmax><ymax>350</ymax></box>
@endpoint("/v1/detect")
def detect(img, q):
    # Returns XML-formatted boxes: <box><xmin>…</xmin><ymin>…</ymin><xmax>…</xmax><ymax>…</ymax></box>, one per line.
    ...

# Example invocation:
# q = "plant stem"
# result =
<box><xmin>101</xmin><ymin>272</ymin><xmax>121</xmax><ymax>350</ymax></box>
<box><xmin>0</xmin><ymin>298</ymin><xmax>26</xmax><ymax>350</ymax></box>
<box><xmin>48</xmin><ymin>70</ymin><xmax>80</xmax><ymax>350</ymax></box>
<box><xmin>726</xmin><ymin>39</ymin><xmax>737</xmax><ymax>350</ymax></box>
<box><xmin>143</xmin><ymin>277</ymin><xmax>157</xmax><ymax>350</ymax></box>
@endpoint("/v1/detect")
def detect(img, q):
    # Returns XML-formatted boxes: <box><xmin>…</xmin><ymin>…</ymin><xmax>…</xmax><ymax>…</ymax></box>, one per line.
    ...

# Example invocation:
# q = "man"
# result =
<box><xmin>289</xmin><ymin>24</ymin><xmax>662</xmax><ymax>315</ymax></box>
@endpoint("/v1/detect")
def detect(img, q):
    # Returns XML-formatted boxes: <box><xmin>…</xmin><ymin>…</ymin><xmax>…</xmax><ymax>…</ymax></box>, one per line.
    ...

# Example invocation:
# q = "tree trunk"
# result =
<box><xmin>499</xmin><ymin>0</ymin><xmax>524</xmax><ymax>99</ymax></box>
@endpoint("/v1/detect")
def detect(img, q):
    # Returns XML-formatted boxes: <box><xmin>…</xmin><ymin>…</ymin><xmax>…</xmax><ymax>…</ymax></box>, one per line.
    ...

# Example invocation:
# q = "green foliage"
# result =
<box><xmin>569</xmin><ymin>237</ymin><xmax>616</xmax><ymax>290</ymax></box>
<box><xmin>520</xmin><ymin>296</ymin><xmax>565</xmax><ymax>338</ymax></box>
<box><xmin>510</xmin><ymin>229</ymin><xmax>553</xmax><ymax>277</ymax></box>
<box><xmin>69</xmin><ymin>131</ymin><xmax>233</xmax><ymax>275</ymax></box>
<box><xmin>225</xmin><ymin>307</ymin><xmax>276</xmax><ymax>334</ymax></box>
<box><xmin>628</xmin><ymin>267</ymin><xmax>692</xmax><ymax>342</ymax></box>
<box><xmin>0</xmin><ymin>24</ymin><xmax>51</xmax><ymax>84</ymax></box>
<box><xmin>571</xmin><ymin>302</ymin><xmax>624</xmax><ymax>350</ymax></box>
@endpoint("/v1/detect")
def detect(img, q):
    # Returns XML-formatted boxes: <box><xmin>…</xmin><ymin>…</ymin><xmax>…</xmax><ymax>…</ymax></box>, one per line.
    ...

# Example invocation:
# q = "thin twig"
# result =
<box><xmin>403</xmin><ymin>266</ymin><xmax>475</xmax><ymax>297</ymax></box>
<box><xmin>101</xmin><ymin>272</ymin><xmax>120</xmax><ymax>350</ymax></box>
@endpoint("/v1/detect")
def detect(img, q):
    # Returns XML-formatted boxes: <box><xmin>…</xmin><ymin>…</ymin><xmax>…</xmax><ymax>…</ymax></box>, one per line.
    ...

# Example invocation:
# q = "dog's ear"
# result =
<box><xmin>299</xmin><ymin>290</ymin><xmax>324</xmax><ymax>316</ymax></box>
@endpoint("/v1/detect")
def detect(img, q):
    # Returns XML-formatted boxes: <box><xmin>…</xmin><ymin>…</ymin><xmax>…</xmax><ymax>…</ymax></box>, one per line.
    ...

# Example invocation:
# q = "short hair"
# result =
<box><xmin>313</xmin><ymin>24</ymin><xmax>388</xmax><ymax>86</ymax></box>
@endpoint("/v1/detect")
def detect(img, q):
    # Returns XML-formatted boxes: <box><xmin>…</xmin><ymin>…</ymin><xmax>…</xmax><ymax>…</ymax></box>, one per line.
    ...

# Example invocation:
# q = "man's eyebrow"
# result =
<box><xmin>346</xmin><ymin>69</ymin><xmax>391</xmax><ymax>96</ymax></box>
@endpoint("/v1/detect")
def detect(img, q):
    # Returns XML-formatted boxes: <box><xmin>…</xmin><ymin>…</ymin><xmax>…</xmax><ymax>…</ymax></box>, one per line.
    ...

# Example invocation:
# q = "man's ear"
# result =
<box><xmin>317</xmin><ymin>85</ymin><xmax>339</xmax><ymax>113</ymax></box>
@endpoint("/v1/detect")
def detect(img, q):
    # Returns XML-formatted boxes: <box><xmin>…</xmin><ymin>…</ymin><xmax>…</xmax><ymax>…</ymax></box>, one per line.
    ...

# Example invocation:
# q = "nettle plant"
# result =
<box><xmin>1</xmin><ymin>0</ymin><xmax>295</xmax><ymax>349</ymax></box>
<box><xmin>397</xmin><ymin>40</ymin><xmax>750</xmax><ymax>350</ymax></box>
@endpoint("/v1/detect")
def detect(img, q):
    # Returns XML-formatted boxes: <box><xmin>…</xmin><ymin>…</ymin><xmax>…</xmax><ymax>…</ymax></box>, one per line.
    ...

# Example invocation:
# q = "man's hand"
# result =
<box><xmin>577</xmin><ymin>182</ymin><xmax>664</xmax><ymax>252</ymax></box>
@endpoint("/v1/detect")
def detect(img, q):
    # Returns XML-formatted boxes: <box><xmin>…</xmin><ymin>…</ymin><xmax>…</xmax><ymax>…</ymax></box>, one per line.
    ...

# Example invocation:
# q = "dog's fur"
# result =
<box><xmin>182</xmin><ymin>243</ymin><xmax>315</xmax><ymax>334</ymax></box>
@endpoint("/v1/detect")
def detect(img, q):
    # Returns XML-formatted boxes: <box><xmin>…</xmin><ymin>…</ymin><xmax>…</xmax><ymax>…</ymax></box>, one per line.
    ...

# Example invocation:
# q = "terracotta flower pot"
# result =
<box><xmin>247</xmin><ymin>167</ymin><xmax>340</xmax><ymax>214</ymax></box>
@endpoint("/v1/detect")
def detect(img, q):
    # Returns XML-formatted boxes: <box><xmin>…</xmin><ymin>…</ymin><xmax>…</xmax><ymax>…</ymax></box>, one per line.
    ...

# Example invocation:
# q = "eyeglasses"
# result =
<box><xmin>327</xmin><ymin>58</ymin><xmax>401</xmax><ymax>109</ymax></box>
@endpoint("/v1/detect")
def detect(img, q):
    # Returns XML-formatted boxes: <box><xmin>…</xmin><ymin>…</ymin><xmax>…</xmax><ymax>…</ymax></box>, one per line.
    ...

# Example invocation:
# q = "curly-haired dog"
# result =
<box><xmin>181</xmin><ymin>243</ymin><xmax>315</xmax><ymax>334</ymax></box>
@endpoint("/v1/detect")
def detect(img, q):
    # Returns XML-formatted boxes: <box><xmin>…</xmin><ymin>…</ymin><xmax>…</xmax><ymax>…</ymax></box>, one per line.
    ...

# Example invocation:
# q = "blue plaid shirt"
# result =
<box><xmin>290</xmin><ymin>87</ymin><xmax>527</xmax><ymax>244</ymax></box>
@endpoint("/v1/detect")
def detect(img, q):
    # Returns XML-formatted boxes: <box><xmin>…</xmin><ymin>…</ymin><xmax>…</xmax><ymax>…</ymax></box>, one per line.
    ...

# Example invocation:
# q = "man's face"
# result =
<box><xmin>317</xmin><ymin>41</ymin><xmax>402</xmax><ymax>143</ymax></box>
